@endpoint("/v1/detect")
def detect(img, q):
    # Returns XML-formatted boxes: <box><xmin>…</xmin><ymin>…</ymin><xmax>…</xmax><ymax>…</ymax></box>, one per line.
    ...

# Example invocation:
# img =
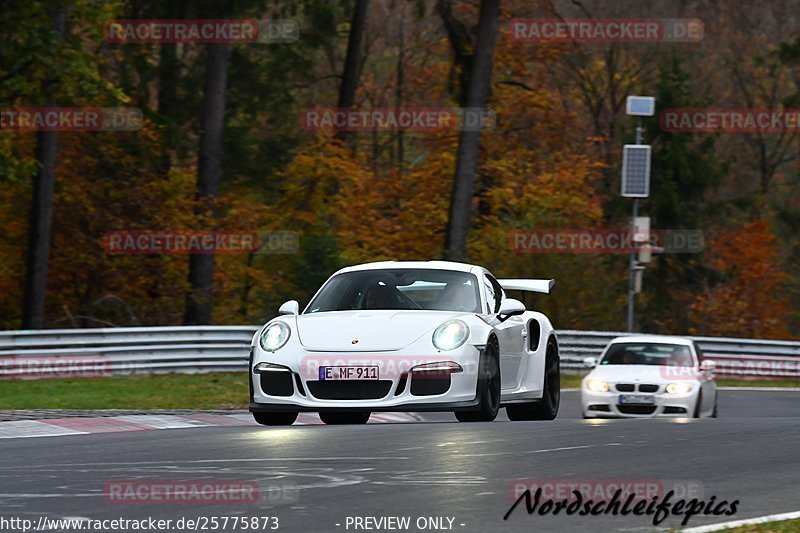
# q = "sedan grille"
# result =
<box><xmin>617</xmin><ymin>405</ymin><xmax>657</xmax><ymax>415</ymax></box>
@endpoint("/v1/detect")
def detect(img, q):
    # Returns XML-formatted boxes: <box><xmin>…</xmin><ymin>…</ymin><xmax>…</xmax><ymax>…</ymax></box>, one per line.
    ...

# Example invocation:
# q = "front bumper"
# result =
<box><xmin>581</xmin><ymin>389</ymin><xmax>697</xmax><ymax>418</ymax></box>
<box><xmin>250</xmin><ymin>346</ymin><xmax>482</xmax><ymax>412</ymax></box>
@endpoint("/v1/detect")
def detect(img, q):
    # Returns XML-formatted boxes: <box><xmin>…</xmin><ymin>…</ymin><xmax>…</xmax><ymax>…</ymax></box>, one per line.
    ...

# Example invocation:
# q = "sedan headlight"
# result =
<box><xmin>587</xmin><ymin>379</ymin><xmax>609</xmax><ymax>392</ymax></box>
<box><xmin>666</xmin><ymin>382</ymin><xmax>692</xmax><ymax>394</ymax></box>
<box><xmin>259</xmin><ymin>321</ymin><xmax>290</xmax><ymax>352</ymax></box>
<box><xmin>432</xmin><ymin>320</ymin><xmax>469</xmax><ymax>351</ymax></box>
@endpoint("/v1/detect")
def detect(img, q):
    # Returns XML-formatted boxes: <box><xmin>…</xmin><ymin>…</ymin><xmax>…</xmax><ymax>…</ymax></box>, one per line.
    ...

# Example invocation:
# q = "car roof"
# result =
<box><xmin>335</xmin><ymin>260</ymin><xmax>482</xmax><ymax>275</ymax></box>
<box><xmin>608</xmin><ymin>335</ymin><xmax>694</xmax><ymax>347</ymax></box>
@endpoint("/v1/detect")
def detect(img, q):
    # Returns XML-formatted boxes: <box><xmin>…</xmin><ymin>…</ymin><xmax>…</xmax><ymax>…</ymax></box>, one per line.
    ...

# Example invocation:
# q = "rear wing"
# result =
<box><xmin>498</xmin><ymin>279</ymin><xmax>555</xmax><ymax>295</ymax></box>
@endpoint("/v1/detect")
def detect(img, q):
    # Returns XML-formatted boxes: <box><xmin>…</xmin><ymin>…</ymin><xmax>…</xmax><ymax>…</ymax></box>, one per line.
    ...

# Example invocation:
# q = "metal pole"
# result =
<box><xmin>626</xmin><ymin>198</ymin><xmax>638</xmax><ymax>332</ymax></box>
<box><xmin>626</xmin><ymin>120</ymin><xmax>644</xmax><ymax>332</ymax></box>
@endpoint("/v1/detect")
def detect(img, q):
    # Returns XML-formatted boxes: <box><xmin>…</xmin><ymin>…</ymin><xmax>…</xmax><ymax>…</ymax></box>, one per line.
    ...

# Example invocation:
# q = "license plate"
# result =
<box><xmin>320</xmin><ymin>366</ymin><xmax>379</xmax><ymax>381</ymax></box>
<box><xmin>618</xmin><ymin>394</ymin><xmax>655</xmax><ymax>405</ymax></box>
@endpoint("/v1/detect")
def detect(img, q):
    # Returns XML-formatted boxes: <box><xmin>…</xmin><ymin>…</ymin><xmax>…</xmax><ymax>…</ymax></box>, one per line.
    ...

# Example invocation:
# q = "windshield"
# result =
<box><xmin>599</xmin><ymin>342</ymin><xmax>696</xmax><ymax>367</ymax></box>
<box><xmin>305</xmin><ymin>269</ymin><xmax>482</xmax><ymax>313</ymax></box>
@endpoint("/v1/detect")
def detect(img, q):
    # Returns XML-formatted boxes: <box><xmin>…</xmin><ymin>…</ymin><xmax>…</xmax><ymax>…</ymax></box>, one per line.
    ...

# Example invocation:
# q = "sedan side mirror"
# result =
<box><xmin>700</xmin><ymin>360</ymin><xmax>716</xmax><ymax>373</ymax></box>
<box><xmin>583</xmin><ymin>356</ymin><xmax>597</xmax><ymax>369</ymax></box>
<box><xmin>278</xmin><ymin>300</ymin><xmax>300</xmax><ymax>315</ymax></box>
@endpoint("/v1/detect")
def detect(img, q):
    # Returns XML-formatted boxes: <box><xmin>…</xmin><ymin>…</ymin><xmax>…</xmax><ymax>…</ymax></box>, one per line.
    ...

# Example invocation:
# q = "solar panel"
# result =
<box><xmin>621</xmin><ymin>144</ymin><xmax>651</xmax><ymax>197</ymax></box>
<box><xmin>626</xmin><ymin>96</ymin><xmax>656</xmax><ymax>116</ymax></box>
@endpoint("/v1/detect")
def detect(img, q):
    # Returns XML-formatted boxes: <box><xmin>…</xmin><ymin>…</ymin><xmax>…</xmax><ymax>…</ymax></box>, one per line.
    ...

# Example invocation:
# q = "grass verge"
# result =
<box><xmin>717</xmin><ymin>518</ymin><xmax>800</xmax><ymax>532</ymax></box>
<box><xmin>0</xmin><ymin>372</ymin><xmax>796</xmax><ymax>410</ymax></box>
<box><xmin>0</xmin><ymin>372</ymin><xmax>249</xmax><ymax>410</ymax></box>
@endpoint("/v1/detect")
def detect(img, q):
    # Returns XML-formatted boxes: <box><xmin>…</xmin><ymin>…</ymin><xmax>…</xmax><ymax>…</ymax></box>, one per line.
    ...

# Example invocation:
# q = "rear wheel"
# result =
<box><xmin>506</xmin><ymin>338</ymin><xmax>560</xmax><ymax>421</ymax></box>
<box><xmin>455</xmin><ymin>338</ymin><xmax>500</xmax><ymax>422</ymax></box>
<box><xmin>319</xmin><ymin>412</ymin><xmax>371</xmax><ymax>425</ymax></box>
<box><xmin>252</xmin><ymin>412</ymin><xmax>298</xmax><ymax>426</ymax></box>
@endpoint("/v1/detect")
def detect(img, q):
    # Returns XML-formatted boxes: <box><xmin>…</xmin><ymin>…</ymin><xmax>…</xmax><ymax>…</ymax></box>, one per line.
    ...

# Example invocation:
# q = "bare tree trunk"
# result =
<box><xmin>22</xmin><ymin>130</ymin><xmax>58</xmax><ymax>329</ymax></box>
<box><xmin>21</xmin><ymin>8</ymin><xmax>65</xmax><ymax>329</ymax></box>
<box><xmin>335</xmin><ymin>0</ymin><xmax>369</xmax><ymax>144</ymax></box>
<box><xmin>395</xmin><ymin>0</ymin><xmax>406</xmax><ymax>173</ymax></box>
<box><xmin>443</xmin><ymin>0</ymin><xmax>500</xmax><ymax>261</ymax></box>
<box><xmin>436</xmin><ymin>0</ymin><xmax>473</xmax><ymax>105</ymax></box>
<box><xmin>183</xmin><ymin>42</ymin><xmax>230</xmax><ymax>325</ymax></box>
<box><xmin>156</xmin><ymin>0</ymin><xmax>185</xmax><ymax>175</ymax></box>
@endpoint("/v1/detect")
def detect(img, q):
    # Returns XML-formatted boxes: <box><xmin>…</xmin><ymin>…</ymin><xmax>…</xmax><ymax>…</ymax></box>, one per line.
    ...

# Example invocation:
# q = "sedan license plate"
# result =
<box><xmin>618</xmin><ymin>394</ymin><xmax>655</xmax><ymax>405</ymax></box>
<box><xmin>320</xmin><ymin>366</ymin><xmax>379</xmax><ymax>381</ymax></box>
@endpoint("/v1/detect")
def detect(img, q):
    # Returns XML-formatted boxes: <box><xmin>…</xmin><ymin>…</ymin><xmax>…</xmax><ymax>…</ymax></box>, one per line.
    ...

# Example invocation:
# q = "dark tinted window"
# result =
<box><xmin>600</xmin><ymin>342</ymin><xmax>696</xmax><ymax>367</ymax></box>
<box><xmin>305</xmin><ymin>269</ymin><xmax>481</xmax><ymax>313</ymax></box>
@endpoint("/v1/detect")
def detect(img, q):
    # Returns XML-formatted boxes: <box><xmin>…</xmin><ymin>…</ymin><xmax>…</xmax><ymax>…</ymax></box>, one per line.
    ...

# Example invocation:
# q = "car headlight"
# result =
<box><xmin>587</xmin><ymin>379</ymin><xmax>609</xmax><ymax>392</ymax></box>
<box><xmin>666</xmin><ymin>382</ymin><xmax>692</xmax><ymax>394</ymax></box>
<box><xmin>259</xmin><ymin>321</ymin><xmax>290</xmax><ymax>352</ymax></box>
<box><xmin>432</xmin><ymin>320</ymin><xmax>469</xmax><ymax>351</ymax></box>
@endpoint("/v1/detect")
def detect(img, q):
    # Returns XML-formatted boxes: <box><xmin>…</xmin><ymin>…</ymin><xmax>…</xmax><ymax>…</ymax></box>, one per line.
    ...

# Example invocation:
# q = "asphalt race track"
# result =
<box><xmin>1</xmin><ymin>390</ymin><xmax>799</xmax><ymax>533</ymax></box>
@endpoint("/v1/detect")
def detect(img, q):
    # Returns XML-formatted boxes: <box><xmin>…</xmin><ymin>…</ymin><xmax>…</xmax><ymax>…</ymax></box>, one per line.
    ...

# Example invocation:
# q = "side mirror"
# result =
<box><xmin>700</xmin><ymin>360</ymin><xmax>716</xmax><ymax>373</ymax></box>
<box><xmin>497</xmin><ymin>298</ymin><xmax>525</xmax><ymax>321</ymax></box>
<box><xmin>583</xmin><ymin>356</ymin><xmax>597</xmax><ymax>369</ymax></box>
<box><xmin>498</xmin><ymin>298</ymin><xmax>526</xmax><ymax>315</ymax></box>
<box><xmin>278</xmin><ymin>300</ymin><xmax>299</xmax><ymax>315</ymax></box>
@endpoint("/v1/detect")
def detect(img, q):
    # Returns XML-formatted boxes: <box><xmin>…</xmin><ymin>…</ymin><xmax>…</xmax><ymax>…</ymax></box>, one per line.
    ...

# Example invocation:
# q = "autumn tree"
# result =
<box><xmin>688</xmin><ymin>220</ymin><xmax>791</xmax><ymax>339</ymax></box>
<box><xmin>635</xmin><ymin>54</ymin><xmax>727</xmax><ymax>333</ymax></box>
<box><xmin>441</xmin><ymin>0</ymin><xmax>501</xmax><ymax>261</ymax></box>
<box><xmin>183</xmin><ymin>42</ymin><xmax>231</xmax><ymax>325</ymax></box>
<box><xmin>0</xmin><ymin>0</ymin><xmax>125</xmax><ymax>328</ymax></box>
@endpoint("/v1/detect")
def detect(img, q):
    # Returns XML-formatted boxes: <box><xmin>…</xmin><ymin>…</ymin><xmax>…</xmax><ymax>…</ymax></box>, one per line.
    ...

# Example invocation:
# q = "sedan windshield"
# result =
<box><xmin>305</xmin><ymin>269</ymin><xmax>482</xmax><ymax>313</ymax></box>
<box><xmin>600</xmin><ymin>342</ymin><xmax>695</xmax><ymax>367</ymax></box>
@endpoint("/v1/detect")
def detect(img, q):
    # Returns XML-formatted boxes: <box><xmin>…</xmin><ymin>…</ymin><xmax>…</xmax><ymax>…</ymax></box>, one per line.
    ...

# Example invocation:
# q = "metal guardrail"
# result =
<box><xmin>0</xmin><ymin>326</ymin><xmax>798</xmax><ymax>379</ymax></box>
<box><xmin>0</xmin><ymin>326</ymin><xmax>260</xmax><ymax>377</ymax></box>
<box><xmin>558</xmin><ymin>330</ymin><xmax>800</xmax><ymax>379</ymax></box>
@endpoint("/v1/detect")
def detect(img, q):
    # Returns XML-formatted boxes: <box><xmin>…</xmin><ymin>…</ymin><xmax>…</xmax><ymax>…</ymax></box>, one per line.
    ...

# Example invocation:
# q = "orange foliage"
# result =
<box><xmin>688</xmin><ymin>220</ymin><xmax>792</xmax><ymax>339</ymax></box>
<box><xmin>0</xmin><ymin>122</ymin><xmax>289</xmax><ymax>327</ymax></box>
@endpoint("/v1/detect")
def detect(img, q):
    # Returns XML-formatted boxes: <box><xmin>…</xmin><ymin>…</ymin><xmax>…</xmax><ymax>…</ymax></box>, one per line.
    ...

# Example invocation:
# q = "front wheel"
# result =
<box><xmin>506</xmin><ymin>338</ymin><xmax>560</xmax><ymax>421</ymax></box>
<box><xmin>252</xmin><ymin>412</ymin><xmax>298</xmax><ymax>426</ymax></box>
<box><xmin>319</xmin><ymin>412</ymin><xmax>371</xmax><ymax>425</ymax></box>
<box><xmin>693</xmin><ymin>392</ymin><xmax>703</xmax><ymax>418</ymax></box>
<box><xmin>455</xmin><ymin>338</ymin><xmax>500</xmax><ymax>422</ymax></box>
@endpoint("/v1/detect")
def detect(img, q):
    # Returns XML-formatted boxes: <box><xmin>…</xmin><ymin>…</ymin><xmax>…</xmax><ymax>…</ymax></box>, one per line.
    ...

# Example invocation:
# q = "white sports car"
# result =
<box><xmin>249</xmin><ymin>261</ymin><xmax>561</xmax><ymax>425</ymax></box>
<box><xmin>581</xmin><ymin>335</ymin><xmax>718</xmax><ymax>419</ymax></box>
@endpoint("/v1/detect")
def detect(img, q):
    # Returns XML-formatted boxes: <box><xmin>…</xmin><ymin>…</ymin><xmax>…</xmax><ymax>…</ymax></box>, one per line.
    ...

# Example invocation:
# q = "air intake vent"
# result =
<box><xmin>527</xmin><ymin>320</ymin><xmax>541</xmax><ymax>351</ymax></box>
<box><xmin>307</xmin><ymin>380</ymin><xmax>392</xmax><ymax>400</ymax></box>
